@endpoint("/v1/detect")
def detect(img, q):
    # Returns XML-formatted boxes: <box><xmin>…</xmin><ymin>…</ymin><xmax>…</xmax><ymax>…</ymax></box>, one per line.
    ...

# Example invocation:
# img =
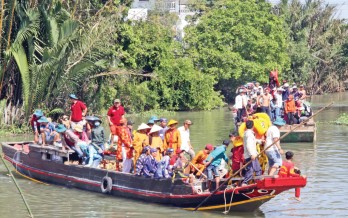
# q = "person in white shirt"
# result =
<box><xmin>274</xmin><ymin>88</ymin><xmax>283</xmax><ymax>120</ymax></box>
<box><xmin>242</xmin><ymin>120</ymin><xmax>263</xmax><ymax>186</ymax></box>
<box><xmin>178</xmin><ymin>120</ymin><xmax>195</xmax><ymax>158</ymax></box>
<box><xmin>235</xmin><ymin>89</ymin><xmax>248</xmax><ymax>123</ymax></box>
<box><xmin>265</xmin><ymin>117</ymin><xmax>286</xmax><ymax>176</ymax></box>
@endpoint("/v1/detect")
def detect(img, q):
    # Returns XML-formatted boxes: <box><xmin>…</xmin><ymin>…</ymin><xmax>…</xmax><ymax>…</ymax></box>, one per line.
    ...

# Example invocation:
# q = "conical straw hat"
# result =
<box><xmin>149</xmin><ymin>124</ymin><xmax>163</xmax><ymax>134</ymax></box>
<box><xmin>137</xmin><ymin>123</ymin><xmax>151</xmax><ymax>131</ymax></box>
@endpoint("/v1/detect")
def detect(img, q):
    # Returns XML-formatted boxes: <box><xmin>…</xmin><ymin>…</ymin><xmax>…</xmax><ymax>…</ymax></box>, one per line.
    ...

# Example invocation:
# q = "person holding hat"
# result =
<box><xmin>158</xmin><ymin>118</ymin><xmax>168</xmax><ymax>140</ymax></box>
<box><xmin>163</xmin><ymin>120</ymin><xmax>181</xmax><ymax>153</ymax></box>
<box><xmin>178</xmin><ymin>120</ymin><xmax>195</xmax><ymax>159</ymax></box>
<box><xmin>132</xmin><ymin>123</ymin><xmax>150</xmax><ymax>170</ymax></box>
<box><xmin>69</xmin><ymin>94</ymin><xmax>87</xmax><ymax>129</ymax></box>
<box><xmin>107</xmin><ymin>99</ymin><xmax>125</xmax><ymax>146</ymax></box>
<box><xmin>191</xmin><ymin>144</ymin><xmax>213</xmax><ymax>177</ymax></box>
<box><xmin>38</xmin><ymin>116</ymin><xmax>58</xmax><ymax>146</ymax></box>
<box><xmin>135</xmin><ymin>146</ymin><xmax>151</xmax><ymax>176</ymax></box>
<box><xmin>30</xmin><ymin>109</ymin><xmax>44</xmax><ymax>143</ymax></box>
<box><xmin>116</xmin><ymin>118</ymin><xmax>133</xmax><ymax>172</ymax></box>
<box><xmin>265</xmin><ymin>117</ymin><xmax>286</xmax><ymax>176</ymax></box>
<box><xmin>149</xmin><ymin>124</ymin><xmax>164</xmax><ymax>161</ymax></box>
<box><xmin>229</xmin><ymin>132</ymin><xmax>244</xmax><ymax>176</ymax></box>
<box><xmin>242</xmin><ymin>120</ymin><xmax>263</xmax><ymax>186</ymax></box>
<box><xmin>143</xmin><ymin>148</ymin><xmax>160</xmax><ymax>178</ymax></box>
<box><xmin>204</xmin><ymin>140</ymin><xmax>230</xmax><ymax>190</ymax></box>
<box><xmin>56</xmin><ymin>124</ymin><xmax>85</xmax><ymax>161</ymax></box>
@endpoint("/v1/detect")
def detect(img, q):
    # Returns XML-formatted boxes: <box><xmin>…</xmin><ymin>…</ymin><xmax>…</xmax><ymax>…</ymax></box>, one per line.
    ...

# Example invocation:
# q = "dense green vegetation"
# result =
<box><xmin>0</xmin><ymin>0</ymin><xmax>348</xmax><ymax>129</ymax></box>
<box><xmin>334</xmin><ymin>113</ymin><xmax>348</xmax><ymax>125</ymax></box>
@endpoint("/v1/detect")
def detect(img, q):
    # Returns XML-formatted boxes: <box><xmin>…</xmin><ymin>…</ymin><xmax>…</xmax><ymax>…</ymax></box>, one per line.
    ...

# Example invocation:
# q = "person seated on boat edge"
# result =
<box><xmin>142</xmin><ymin>147</ymin><xmax>162</xmax><ymax>178</ymax></box>
<box><xmin>85</xmin><ymin>116</ymin><xmax>105</xmax><ymax>168</ymax></box>
<box><xmin>59</xmin><ymin>114</ymin><xmax>71</xmax><ymax>129</ymax></box>
<box><xmin>56</xmin><ymin>124</ymin><xmax>86</xmax><ymax>164</ymax></box>
<box><xmin>135</xmin><ymin>145</ymin><xmax>151</xmax><ymax>176</ymax></box>
<box><xmin>265</xmin><ymin>117</ymin><xmax>285</xmax><ymax>176</ymax></box>
<box><xmin>229</xmin><ymin>132</ymin><xmax>244</xmax><ymax>178</ymax></box>
<box><xmin>30</xmin><ymin>109</ymin><xmax>44</xmax><ymax>144</ymax></box>
<box><xmin>190</xmin><ymin>144</ymin><xmax>213</xmax><ymax>178</ymax></box>
<box><xmin>279</xmin><ymin>151</ymin><xmax>306</xmax><ymax>201</ymax></box>
<box><xmin>204</xmin><ymin>140</ymin><xmax>230</xmax><ymax>191</ymax></box>
<box><xmin>157</xmin><ymin>148</ymin><xmax>175</xmax><ymax>178</ymax></box>
<box><xmin>37</xmin><ymin>116</ymin><xmax>58</xmax><ymax>146</ymax></box>
<box><xmin>242</xmin><ymin>120</ymin><xmax>263</xmax><ymax>187</ymax></box>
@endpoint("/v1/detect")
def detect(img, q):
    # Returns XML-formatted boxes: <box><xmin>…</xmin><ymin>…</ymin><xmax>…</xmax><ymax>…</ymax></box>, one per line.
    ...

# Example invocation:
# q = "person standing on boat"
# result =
<box><xmin>163</xmin><ymin>120</ymin><xmax>181</xmax><ymax>153</ymax></box>
<box><xmin>274</xmin><ymin>88</ymin><xmax>283</xmax><ymax>120</ymax></box>
<box><xmin>178</xmin><ymin>120</ymin><xmax>195</xmax><ymax>159</ymax></box>
<box><xmin>204</xmin><ymin>140</ymin><xmax>230</xmax><ymax>191</ymax></box>
<box><xmin>284</xmin><ymin>94</ymin><xmax>296</xmax><ymax>125</ymax></box>
<box><xmin>149</xmin><ymin>124</ymin><xmax>164</xmax><ymax>161</ymax></box>
<box><xmin>132</xmin><ymin>123</ymin><xmax>150</xmax><ymax>171</ymax></box>
<box><xmin>235</xmin><ymin>88</ymin><xmax>248</xmax><ymax>123</ymax></box>
<box><xmin>135</xmin><ymin>146</ymin><xmax>151</xmax><ymax>176</ymax></box>
<box><xmin>265</xmin><ymin>117</ymin><xmax>285</xmax><ymax>176</ymax></box>
<box><xmin>31</xmin><ymin>109</ymin><xmax>43</xmax><ymax>143</ymax></box>
<box><xmin>69</xmin><ymin>94</ymin><xmax>87</xmax><ymax>129</ymax></box>
<box><xmin>107</xmin><ymin>98</ymin><xmax>125</xmax><ymax>146</ymax></box>
<box><xmin>242</xmin><ymin>120</ymin><xmax>262</xmax><ymax>186</ymax></box>
<box><xmin>117</xmin><ymin>118</ymin><xmax>133</xmax><ymax>172</ymax></box>
<box><xmin>261</xmin><ymin>88</ymin><xmax>272</xmax><ymax>118</ymax></box>
<box><xmin>229</xmin><ymin>132</ymin><xmax>244</xmax><ymax>176</ymax></box>
<box><xmin>158</xmin><ymin>118</ymin><xmax>168</xmax><ymax>141</ymax></box>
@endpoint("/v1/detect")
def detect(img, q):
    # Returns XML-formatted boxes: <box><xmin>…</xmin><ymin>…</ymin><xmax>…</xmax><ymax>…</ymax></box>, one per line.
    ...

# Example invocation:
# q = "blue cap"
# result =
<box><xmin>167</xmin><ymin>148</ymin><xmax>174</xmax><ymax>153</ymax></box>
<box><xmin>159</xmin><ymin>118</ymin><xmax>167</xmax><ymax>122</ymax></box>
<box><xmin>150</xmin><ymin>116</ymin><xmax>159</xmax><ymax>122</ymax></box>
<box><xmin>147</xmin><ymin>119</ymin><xmax>155</xmax><ymax>124</ymax></box>
<box><xmin>69</xmin><ymin>94</ymin><xmax>78</xmax><ymax>100</ymax></box>
<box><xmin>56</xmin><ymin>124</ymin><xmax>67</xmax><ymax>133</ymax></box>
<box><xmin>34</xmin><ymin>109</ymin><xmax>43</xmax><ymax>117</ymax></box>
<box><xmin>37</xmin><ymin>116</ymin><xmax>49</xmax><ymax>123</ymax></box>
<box><xmin>142</xmin><ymin>145</ymin><xmax>151</xmax><ymax>153</ymax></box>
<box><xmin>150</xmin><ymin>148</ymin><xmax>157</xmax><ymax>153</ymax></box>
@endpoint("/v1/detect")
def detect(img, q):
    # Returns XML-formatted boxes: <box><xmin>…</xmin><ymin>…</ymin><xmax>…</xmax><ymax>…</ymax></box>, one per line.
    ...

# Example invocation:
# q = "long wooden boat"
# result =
<box><xmin>1</xmin><ymin>142</ymin><xmax>307</xmax><ymax>212</ymax></box>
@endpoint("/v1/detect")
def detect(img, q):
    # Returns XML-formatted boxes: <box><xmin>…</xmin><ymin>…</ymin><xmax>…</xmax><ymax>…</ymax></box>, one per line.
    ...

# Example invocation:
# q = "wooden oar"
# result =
<box><xmin>189</xmin><ymin>162</ymin><xmax>207</xmax><ymax>178</ymax></box>
<box><xmin>193</xmin><ymin>101</ymin><xmax>333</xmax><ymax>211</ymax></box>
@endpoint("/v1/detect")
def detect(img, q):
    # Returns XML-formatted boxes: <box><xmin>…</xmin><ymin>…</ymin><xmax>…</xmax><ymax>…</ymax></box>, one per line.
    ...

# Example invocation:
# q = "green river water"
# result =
<box><xmin>1</xmin><ymin>92</ymin><xmax>348</xmax><ymax>217</ymax></box>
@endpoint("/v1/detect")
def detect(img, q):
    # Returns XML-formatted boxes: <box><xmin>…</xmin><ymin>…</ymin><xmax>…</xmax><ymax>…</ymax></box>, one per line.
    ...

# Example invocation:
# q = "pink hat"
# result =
<box><xmin>205</xmin><ymin>144</ymin><xmax>213</xmax><ymax>151</ymax></box>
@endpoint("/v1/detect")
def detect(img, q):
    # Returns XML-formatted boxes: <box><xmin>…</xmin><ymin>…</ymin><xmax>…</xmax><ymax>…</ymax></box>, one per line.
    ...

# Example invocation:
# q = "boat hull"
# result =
<box><xmin>1</xmin><ymin>142</ymin><xmax>307</xmax><ymax>212</ymax></box>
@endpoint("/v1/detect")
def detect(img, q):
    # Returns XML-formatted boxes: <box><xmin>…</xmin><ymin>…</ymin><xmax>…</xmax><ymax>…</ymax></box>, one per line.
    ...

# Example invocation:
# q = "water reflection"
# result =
<box><xmin>1</xmin><ymin>93</ymin><xmax>348</xmax><ymax>217</ymax></box>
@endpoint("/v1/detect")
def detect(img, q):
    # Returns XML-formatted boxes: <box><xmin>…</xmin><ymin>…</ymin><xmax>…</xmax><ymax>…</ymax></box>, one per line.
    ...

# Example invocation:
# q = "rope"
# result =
<box><xmin>1</xmin><ymin>153</ymin><xmax>34</xmax><ymax>217</ymax></box>
<box><xmin>223</xmin><ymin>186</ymin><xmax>236</xmax><ymax>214</ymax></box>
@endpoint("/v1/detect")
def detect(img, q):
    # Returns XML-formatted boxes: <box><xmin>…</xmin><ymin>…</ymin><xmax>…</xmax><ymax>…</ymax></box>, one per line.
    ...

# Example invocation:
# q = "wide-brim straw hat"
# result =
<box><xmin>37</xmin><ymin>116</ymin><xmax>49</xmax><ymax>123</ymax></box>
<box><xmin>56</xmin><ymin>124</ymin><xmax>67</xmax><ymax>133</ymax></box>
<box><xmin>137</xmin><ymin>123</ymin><xmax>151</xmax><ymax>131</ymax></box>
<box><xmin>167</xmin><ymin>119</ymin><xmax>178</xmax><ymax>126</ymax></box>
<box><xmin>149</xmin><ymin>124</ymin><xmax>163</xmax><ymax>134</ymax></box>
<box><xmin>34</xmin><ymin>109</ymin><xmax>43</xmax><ymax>117</ymax></box>
<box><xmin>74</xmin><ymin>124</ymin><xmax>83</xmax><ymax>132</ymax></box>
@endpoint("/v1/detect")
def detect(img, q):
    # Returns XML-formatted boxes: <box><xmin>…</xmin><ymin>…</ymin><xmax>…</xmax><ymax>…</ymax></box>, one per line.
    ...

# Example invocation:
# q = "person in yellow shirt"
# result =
<box><xmin>191</xmin><ymin>144</ymin><xmax>213</xmax><ymax>177</ymax></box>
<box><xmin>163</xmin><ymin>120</ymin><xmax>181</xmax><ymax>153</ymax></box>
<box><xmin>149</xmin><ymin>124</ymin><xmax>164</xmax><ymax>161</ymax></box>
<box><xmin>132</xmin><ymin>123</ymin><xmax>150</xmax><ymax>171</ymax></box>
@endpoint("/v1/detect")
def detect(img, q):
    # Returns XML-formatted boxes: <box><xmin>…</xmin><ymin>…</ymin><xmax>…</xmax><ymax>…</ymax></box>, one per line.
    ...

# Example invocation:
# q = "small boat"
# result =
<box><xmin>1</xmin><ymin>142</ymin><xmax>307</xmax><ymax>212</ymax></box>
<box><xmin>279</xmin><ymin>118</ymin><xmax>316</xmax><ymax>143</ymax></box>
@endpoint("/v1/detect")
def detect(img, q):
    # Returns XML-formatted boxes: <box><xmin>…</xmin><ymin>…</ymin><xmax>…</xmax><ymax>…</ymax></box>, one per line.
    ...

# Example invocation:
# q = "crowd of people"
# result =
<box><xmin>29</xmin><ymin>93</ymin><xmax>305</xmax><ymax>194</ymax></box>
<box><xmin>233</xmin><ymin>71</ymin><xmax>312</xmax><ymax>126</ymax></box>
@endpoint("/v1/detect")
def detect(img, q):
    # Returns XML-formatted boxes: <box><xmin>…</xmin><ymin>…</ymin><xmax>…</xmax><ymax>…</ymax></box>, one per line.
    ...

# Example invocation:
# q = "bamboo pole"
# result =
<box><xmin>193</xmin><ymin>102</ymin><xmax>334</xmax><ymax>211</ymax></box>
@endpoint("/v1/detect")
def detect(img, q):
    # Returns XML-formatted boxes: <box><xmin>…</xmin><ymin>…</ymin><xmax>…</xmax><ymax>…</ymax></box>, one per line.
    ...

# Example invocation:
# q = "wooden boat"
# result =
<box><xmin>1</xmin><ymin>142</ymin><xmax>307</xmax><ymax>212</ymax></box>
<box><xmin>279</xmin><ymin>118</ymin><xmax>316</xmax><ymax>143</ymax></box>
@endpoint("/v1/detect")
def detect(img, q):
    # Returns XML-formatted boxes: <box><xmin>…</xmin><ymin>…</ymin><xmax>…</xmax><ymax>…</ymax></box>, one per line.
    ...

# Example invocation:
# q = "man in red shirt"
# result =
<box><xmin>69</xmin><ymin>94</ymin><xmax>87</xmax><ymax>129</ymax></box>
<box><xmin>107</xmin><ymin>99</ymin><xmax>125</xmax><ymax>143</ymax></box>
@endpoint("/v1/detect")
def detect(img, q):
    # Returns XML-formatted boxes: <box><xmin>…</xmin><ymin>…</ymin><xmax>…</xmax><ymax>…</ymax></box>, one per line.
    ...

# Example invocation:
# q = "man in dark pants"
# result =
<box><xmin>242</xmin><ymin>120</ymin><xmax>262</xmax><ymax>186</ymax></box>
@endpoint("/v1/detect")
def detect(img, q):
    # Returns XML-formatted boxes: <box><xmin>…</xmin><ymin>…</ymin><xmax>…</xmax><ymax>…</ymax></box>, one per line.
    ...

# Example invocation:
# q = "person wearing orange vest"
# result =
<box><xmin>279</xmin><ymin>151</ymin><xmax>305</xmax><ymax>201</ymax></box>
<box><xmin>285</xmin><ymin>94</ymin><xmax>296</xmax><ymax>125</ymax></box>
<box><xmin>163</xmin><ymin>120</ymin><xmax>181</xmax><ymax>153</ymax></box>
<box><xmin>191</xmin><ymin>144</ymin><xmax>214</xmax><ymax>177</ymax></box>
<box><xmin>116</xmin><ymin>118</ymin><xmax>133</xmax><ymax>172</ymax></box>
